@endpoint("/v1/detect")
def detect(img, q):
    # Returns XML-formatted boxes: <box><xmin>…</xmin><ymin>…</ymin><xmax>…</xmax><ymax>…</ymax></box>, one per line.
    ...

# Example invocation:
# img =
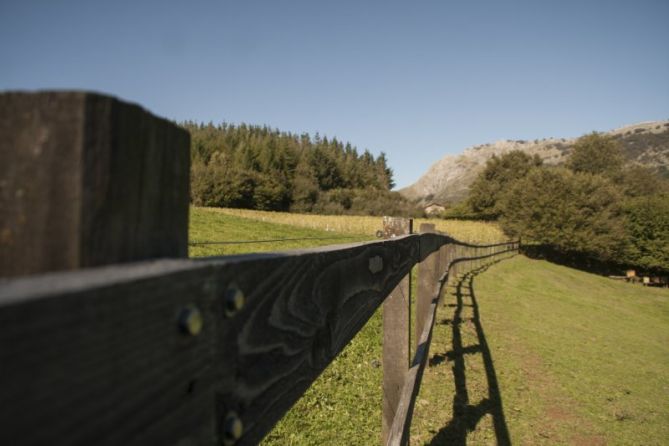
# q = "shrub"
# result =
<box><xmin>567</xmin><ymin>132</ymin><xmax>624</xmax><ymax>177</ymax></box>
<box><xmin>499</xmin><ymin>168</ymin><xmax>626</xmax><ymax>261</ymax></box>
<box><xmin>467</xmin><ymin>151</ymin><xmax>542</xmax><ymax>219</ymax></box>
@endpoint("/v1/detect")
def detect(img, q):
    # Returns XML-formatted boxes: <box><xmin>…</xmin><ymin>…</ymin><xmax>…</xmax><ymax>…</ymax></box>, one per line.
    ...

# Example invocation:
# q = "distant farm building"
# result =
<box><xmin>424</xmin><ymin>202</ymin><xmax>446</xmax><ymax>215</ymax></box>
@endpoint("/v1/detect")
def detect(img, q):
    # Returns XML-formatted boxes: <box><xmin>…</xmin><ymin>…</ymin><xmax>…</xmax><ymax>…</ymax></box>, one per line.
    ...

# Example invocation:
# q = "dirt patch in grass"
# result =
<box><xmin>412</xmin><ymin>260</ymin><xmax>623</xmax><ymax>445</ymax></box>
<box><xmin>443</xmin><ymin>255</ymin><xmax>669</xmax><ymax>446</ymax></box>
<box><xmin>503</xmin><ymin>333</ymin><xmax>603</xmax><ymax>445</ymax></box>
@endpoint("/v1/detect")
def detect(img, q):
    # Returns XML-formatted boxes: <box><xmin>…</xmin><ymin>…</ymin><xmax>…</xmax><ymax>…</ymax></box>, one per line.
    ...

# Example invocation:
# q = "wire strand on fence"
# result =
<box><xmin>188</xmin><ymin>236</ymin><xmax>356</xmax><ymax>246</ymax></box>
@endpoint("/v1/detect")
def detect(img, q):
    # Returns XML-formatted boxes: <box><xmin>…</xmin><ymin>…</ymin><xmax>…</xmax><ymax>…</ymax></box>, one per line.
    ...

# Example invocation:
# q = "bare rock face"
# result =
<box><xmin>400</xmin><ymin>120</ymin><xmax>669</xmax><ymax>205</ymax></box>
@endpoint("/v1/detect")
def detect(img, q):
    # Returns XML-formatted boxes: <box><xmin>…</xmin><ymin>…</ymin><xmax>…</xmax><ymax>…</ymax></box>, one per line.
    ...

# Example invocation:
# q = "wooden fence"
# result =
<box><xmin>0</xmin><ymin>92</ymin><xmax>518</xmax><ymax>445</ymax></box>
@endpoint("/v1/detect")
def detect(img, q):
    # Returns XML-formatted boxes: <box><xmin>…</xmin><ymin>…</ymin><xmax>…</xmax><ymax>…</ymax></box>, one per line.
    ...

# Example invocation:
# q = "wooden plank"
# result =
<box><xmin>381</xmin><ymin>217</ymin><xmax>412</xmax><ymax>446</ymax></box>
<box><xmin>416</xmin><ymin>223</ymin><xmax>437</xmax><ymax>352</ymax></box>
<box><xmin>0</xmin><ymin>259</ymin><xmax>217</xmax><ymax>446</ymax></box>
<box><xmin>0</xmin><ymin>235</ymin><xmax>429</xmax><ymax>446</ymax></box>
<box><xmin>0</xmin><ymin>91</ymin><xmax>190</xmax><ymax>278</ymax></box>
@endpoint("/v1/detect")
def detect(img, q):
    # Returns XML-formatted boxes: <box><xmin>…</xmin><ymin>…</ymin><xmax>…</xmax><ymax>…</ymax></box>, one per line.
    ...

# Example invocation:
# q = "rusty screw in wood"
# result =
<box><xmin>224</xmin><ymin>284</ymin><xmax>245</xmax><ymax>317</ymax></box>
<box><xmin>222</xmin><ymin>412</ymin><xmax>243</xmax><ymax>445</ymax></box>
<box><xmin>178</xmin><ymin>305</ymin><xmax>203</xmax><ymax>336</ymax></box>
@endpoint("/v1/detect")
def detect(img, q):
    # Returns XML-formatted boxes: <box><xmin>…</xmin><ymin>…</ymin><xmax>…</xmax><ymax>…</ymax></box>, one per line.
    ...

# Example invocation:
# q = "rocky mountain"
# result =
<box><xmin>400</xmin><ymin>120</ymin><xmax>669</xmax><ymax>205</ymax></box>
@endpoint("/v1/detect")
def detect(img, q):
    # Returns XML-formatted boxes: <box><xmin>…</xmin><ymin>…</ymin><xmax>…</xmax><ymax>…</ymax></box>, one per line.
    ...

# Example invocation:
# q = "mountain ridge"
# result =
<box><xmin>400</xmin><ymin>120</ymin><xmax>669</xmax><ymax>205</ymax></box>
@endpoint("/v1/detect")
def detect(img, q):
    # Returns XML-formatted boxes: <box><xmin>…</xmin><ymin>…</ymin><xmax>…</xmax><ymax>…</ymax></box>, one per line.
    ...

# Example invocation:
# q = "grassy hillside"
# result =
<box><xmin>197</xmin><ymin>206</ymin><xmax>507</xmax><ymax>244</ymax></box>
<box><xmin>189</xmin><ymin>207</ymin><xmax>372</xmax><ymax>257</ymax></box>
<box><xmin>413</xmin><ymin>256</ymin><xmax>669</xmax><ymax>445</ymax></box>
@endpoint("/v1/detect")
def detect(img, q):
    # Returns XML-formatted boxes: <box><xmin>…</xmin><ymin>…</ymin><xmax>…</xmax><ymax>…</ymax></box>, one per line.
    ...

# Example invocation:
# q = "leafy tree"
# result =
<box><xmin>291</xmin><ymin>154</ymin><xmax>320</xmax><ymax>212</ymax></box>
<box><xmin>253</xmin><ymin>173</ymin><xmax>290</xmax><ymax>211</ymax></box>
<box><xmin>567</xmin><ymin>132</ymin><xmax>624</xmax><ymax>177</ymax></box>
<box><xmin>500</xmin><ymin>168</ymin><xmax>626</xmax><ymax>261</ymax></box>
<box><xmin>623</xmin><ymin>194</ymin><xmax>669</xmax><ymax>272</ymax></box>
<box><xmin>375</xmin><ymin>152</ymin><xmax>395</xmax><ymax>189</ymax></box>
<box><xmin>182</xmin><ymin>121</ymin><xmax>402</xmax><ymax>214</ymax></box>
<box><xmin>313</xmin><ymin>188</ymin><xmax>422</xmax><ymax>217</ymax></box>
<box><xmin>190</xmin><ymin>157</ymin><xmax>216</xmax><ymax>206</ymax></box>
<box><xmin>468</xmin><ymin>150</ymin><xmax>542</xmax><ymax>219</ymax></box>
<box><xmin>310</xmin><ymin>147</ymin><xmax>343</xmax><ymax>191</ymax></box>
<box><xmin>618</xmin><ymin>165</ymin><xmax>669</xmax><ymax>198</ymax></box>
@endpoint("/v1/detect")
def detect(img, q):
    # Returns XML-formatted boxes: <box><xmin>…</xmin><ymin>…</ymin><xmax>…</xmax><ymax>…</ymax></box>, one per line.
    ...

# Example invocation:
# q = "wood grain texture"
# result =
<box><xmin>381</xmin><ymin>217</ymin><xmax>413</xmax><ymax>445</ymax></box>
<box><xmin>80</xmin><ymin>93</ymin><xmax>190</xmax><ymax>267</ymax></box>
<box><xmin>0</xmin><ymin>92</ymin><xmax>85</xmax><ymax>276</ymax></box>
<box><xmin>0</xmin><ymin>91</ymin><xmax>190</xmax><ymax>278</ymax></box>
<box><xmin>0</xmin><ymin>235</ymin><xmax>435</xmax><ymax>446</ymax></box>
<box><xmin>0</xmin><ymin>259</ymin><xmax>217</xmax><ymax>446</ymax></box>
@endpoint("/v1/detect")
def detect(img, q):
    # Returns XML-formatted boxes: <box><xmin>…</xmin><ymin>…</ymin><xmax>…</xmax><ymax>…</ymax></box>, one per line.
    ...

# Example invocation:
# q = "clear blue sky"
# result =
<box><xmin>2</xmin><ymin>0</ymin><xmax>668</xmax><ymax>188</ymax></box>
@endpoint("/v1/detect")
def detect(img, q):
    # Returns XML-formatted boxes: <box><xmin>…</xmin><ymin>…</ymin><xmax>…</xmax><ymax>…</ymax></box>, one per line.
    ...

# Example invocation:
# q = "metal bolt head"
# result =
<box><xmin>368</xmin><ymin>255</ymin><xmax>383</xmax><ymax>274</ymax></box>
<box><xmin>178</xmin><ymin>305</ymin><xmax>203</xmax><ymax>336</ymax></box>
<box><xmin>222</xmin><ymin>412</ymin><xmax>243</xmax><ymax>445</ymax></box>
<box><xmin>224</xmin><ymin>284</ymin><xmax>245</xmax><ymax>317</ymax></box>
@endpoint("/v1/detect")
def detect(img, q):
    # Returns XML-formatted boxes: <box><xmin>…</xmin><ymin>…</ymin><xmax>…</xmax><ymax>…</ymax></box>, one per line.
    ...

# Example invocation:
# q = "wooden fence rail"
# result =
<box><xmin>0</xmin><ymin>92</ymin><xmax>519</xmax><ymax>446</ymax></box>
<box><xmin>0</xmin><ymin>228</ymin><xmax>517</xmax><ymax>446</ymax></box>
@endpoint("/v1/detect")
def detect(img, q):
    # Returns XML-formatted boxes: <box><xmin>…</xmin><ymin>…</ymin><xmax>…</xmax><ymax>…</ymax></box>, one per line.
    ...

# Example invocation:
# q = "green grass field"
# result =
<box><xmin>413</xmin><ymin>256</ymin><xmax>669</xmax><ymax>446</ymax></box>
<box><xmin>190</xmin><ymin>207</ymin><xmax>669</xmax><ymax>445</ymax></box>
<box><xmin>189</xmin><ymin>207</ymin><xmax>372</xmax><ymax>257</ymax></box>
<box><xmin>195</xmin><ymin>206</ymin><xmax>508</xmax><ymax>244</ymax></box>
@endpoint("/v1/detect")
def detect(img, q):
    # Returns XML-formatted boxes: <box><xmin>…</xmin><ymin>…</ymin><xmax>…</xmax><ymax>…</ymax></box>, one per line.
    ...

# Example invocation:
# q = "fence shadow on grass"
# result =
<box><xmin>428</xmin><ymin>261</ymin><xmax>512</xmax><ymax>446</ymax></box>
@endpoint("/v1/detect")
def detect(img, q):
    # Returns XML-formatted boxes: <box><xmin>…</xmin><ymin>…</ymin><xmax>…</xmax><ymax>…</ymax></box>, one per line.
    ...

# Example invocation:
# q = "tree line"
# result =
<box><xmin>464</xmin><ymin>133</ymin><xmax>669</xmax><ymax>273</ymax></box>
<box><xmin>183</xmin><ymin>122</ymin><xmax>420</xmax><ymax>216</ymax></box>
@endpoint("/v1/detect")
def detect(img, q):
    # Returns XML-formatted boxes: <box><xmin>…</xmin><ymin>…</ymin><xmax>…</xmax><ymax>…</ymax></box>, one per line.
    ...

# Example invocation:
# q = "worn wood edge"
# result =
<box><xmin>0</xmin><ymin>90</ymin><xmax>179</xmax><ymax>125</ymax></box>
<box><xmin>0</xmin><ymin>235</ymin><xmax>458</xmax><ymax>306</ymax></box>
<box><xmin>0</xmin><ymin>238</ymin><xmax>396</xmax><ymax>301</ymax></box>
<box><xmin>0</xmin><ymin>259</ymin><xmax>197</xmax><ymax>305</ymax></box>
<box><xmin>0</xmin><ymin>234</ymin><xmax>508</xmax><ymax>304</ymax></box>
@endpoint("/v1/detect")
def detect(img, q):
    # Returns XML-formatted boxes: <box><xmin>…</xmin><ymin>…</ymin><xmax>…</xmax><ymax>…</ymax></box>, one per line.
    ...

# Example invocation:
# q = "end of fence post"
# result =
<box><xmin>0</xmin><ymin>91</ymin><xmax>190</xmax><ymax>278</ymax></box>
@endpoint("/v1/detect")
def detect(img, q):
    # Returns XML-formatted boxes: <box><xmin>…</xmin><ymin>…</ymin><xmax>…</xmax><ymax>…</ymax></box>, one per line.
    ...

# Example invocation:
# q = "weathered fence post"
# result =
<box><xmin>382</xmin><ymin>216</ymin><xmax>413</xmax><ymax>445</ymax></box>
<box><xmin>445</xmin><ymin>243</ymin><xmax>456</xmax><ymax>287</ymax></box>
<box><xmin>0</xmin><ymin>91</ymin><xmax>190</xmax><ymax>278</ymax></box>
<box><xmin>417</xmin><ymin>223</ymin><xmax>438</xmax><ymax>351</ymax></box>
<box><xmin>454</xmin><ymin>245</ymin><xmax>462</xmax><ymax>279</ymax></box>
<box><xmin>438</xmin><ymin>240</ymin><xmax>451</xmax><ymax>297</ymax></box>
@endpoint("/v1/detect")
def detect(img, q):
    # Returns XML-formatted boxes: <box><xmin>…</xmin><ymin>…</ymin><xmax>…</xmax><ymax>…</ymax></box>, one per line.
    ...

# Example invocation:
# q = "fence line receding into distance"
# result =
<box><xmin>0</xmin><ymin>92</ymin><xmax>519</xmax><ymax>446</ymax></box>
